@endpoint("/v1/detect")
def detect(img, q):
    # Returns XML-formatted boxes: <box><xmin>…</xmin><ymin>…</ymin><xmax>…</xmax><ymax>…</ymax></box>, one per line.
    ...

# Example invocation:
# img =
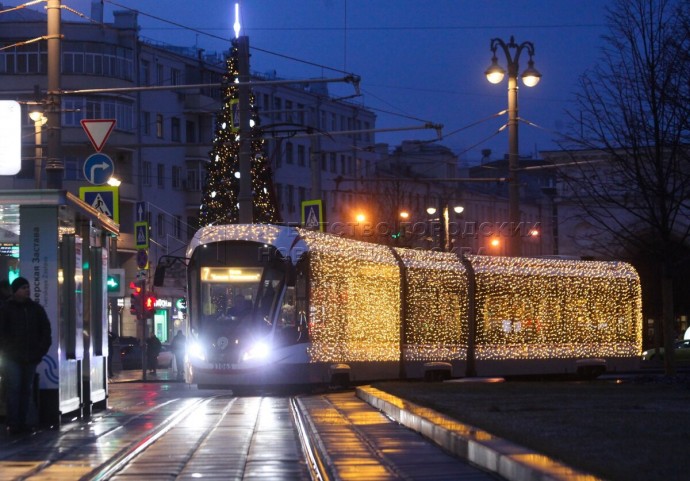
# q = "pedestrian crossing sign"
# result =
<box><xmin>301</xmin><ymin>199</ymin><xmax>324</xmax><ymax>232</ymax></box>
<box><xmin>79</xmin><ymin>186</ymin><xmax>119</xmax><ymax>223</ymax></box>
<box><xmin>135</xmin><ymin>221</ymin><xmax>149</xmax><ymax>249</ymax></box>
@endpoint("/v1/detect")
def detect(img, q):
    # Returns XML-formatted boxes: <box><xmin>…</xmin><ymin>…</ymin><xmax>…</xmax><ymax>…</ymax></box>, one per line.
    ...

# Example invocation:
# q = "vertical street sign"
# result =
<box><xmin>135</xmin><ymin>201</ymin><xmax>147</xmax><ymax>222</ymax></box>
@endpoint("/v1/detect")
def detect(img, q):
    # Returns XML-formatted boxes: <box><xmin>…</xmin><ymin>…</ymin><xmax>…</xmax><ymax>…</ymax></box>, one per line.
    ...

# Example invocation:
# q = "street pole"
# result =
<box><xmin>29</xmin><ymin>112</ymin><xmax>46</xmax><ymax>188</ymax></box>
<box><xmin>236</xmin><ymin>35</ymin><xmax>253</xmax><ymax>224</ymax></box>
<box><xmin>486</xmin><ymin>36</ymin><xmax>541</xmax><ymax>257</ymax></box>
<box><xmin>309</xmin><ymin>105</ymin><xmax>322</xmax><ymax>201</ymax></box>
<box><xmin>45</xmin><ymin>0</ymin><xmax>62</xmax><ymax>189</ymax></box>
<box><xmin>507</xmin><ymin>71</ymin><xmax>520</xmax><ymax>257</ymax></box>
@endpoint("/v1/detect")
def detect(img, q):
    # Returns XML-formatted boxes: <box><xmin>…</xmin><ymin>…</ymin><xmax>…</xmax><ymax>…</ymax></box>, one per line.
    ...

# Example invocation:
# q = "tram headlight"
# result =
<box><xmin>242</xmin><ymin>341</ymin><xmax>270</xmax><ymax>362</ymax></box>
<box><xmin>188</xmin><ymin>341</ymin><xmax>206</xmax><ymax>361</ymax></box>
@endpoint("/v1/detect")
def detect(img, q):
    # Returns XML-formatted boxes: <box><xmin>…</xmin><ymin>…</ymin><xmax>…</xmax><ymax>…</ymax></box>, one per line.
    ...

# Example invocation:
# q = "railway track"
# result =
<box><xmin>1</xmin><ymin>388</ymin><xmax>499</xmax><ymax>481</ymax></box>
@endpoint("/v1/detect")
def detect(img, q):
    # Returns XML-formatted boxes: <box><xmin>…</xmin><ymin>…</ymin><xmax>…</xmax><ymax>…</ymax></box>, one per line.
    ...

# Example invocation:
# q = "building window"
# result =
<box><xmin>170</xmin><ymin>68</ymin><xmax>181</xmax><ymax>85</ymax></box>
<box><xmin>286</xmin><ymin>142</ymin><xmax>294</xmax><ymax>164</ymax></box>
<box><xmin>156</xmin><ymin>63</ymin><xmax>164</xmax><ymax>86</ymax></box>
<box><xmin>172</xmin><ymin>166</ymin><xmax>181</xmax><ymax>189</ymax></box>
<box><xmin>171</xmin><ymin>117</ymin><xmax>181</xmax><ymax>142</ymax></box>
<box><xmin>275</xmin><ymin>183</ymin><xmax>283</xmax><ymax>211</ymax></box>
<box><xmin>186</xmin><ymin>216</ymin><xmax>198</xmax><ymax>240</ymax></box>
<box><xmin>157</xmin><ymin>213</ymin><xmax>165</xmax><ymax>236</ymax></box>
<box><xmin>297</xmin><ymin>103</ymin><xmax>305</xmax><ymax>124</ymax></box>
<box><xmin>141</xmin><ymin>59</ymin><xmax>150</xmax><ymax>85</ymax></box>
<box><xmin>0</xmin><ymin>43</ymin><xmax>45</xmax><ymax>74</ymax></box>
<box><xmin>285</xmin><ymin>100</ymin><xmax>293</xmax><ymax>122</ymax></box>
<box><xmin>142</xmin><ymin>161</ymin><xmax>152</xmax><ymax>186</ymax></box>
<box><xmin>156</xmin><ymin>114</ymin><xmax>164</xmax><ymax>138</ymax></box>
<box><xmin>186</xmin><ymin>120</ymin><xmax>196</xmax><ymax>143</ymax></box>
<box><xmin>287</xmin><ymin>185</ymin><xmax>294</xmax><ymax>213</ymax></box>
<box><xmin>298</xmin><ymin>187</ymin><xmax>306</xmax><ymax>207</ymax></box>
<box><xmin>63</xmin><ymin>156</ymin><xmax>84</xmax><ymax>181</ymax></box>
<box><xmin>330</xmin><ymin>153</ymin><xmax>336</xmax><ymax>173</ymax></box>
<box><xmin>273</xmin><ymin>97</ymin><xmax>282</xmax><ymax>121</ymax></box>
<box><xmin>157</xmin><ymin>163</ymin><xmax>165</xmax><ymax>188</ymax></box>
<box><xmin>174</xmin><ymin>215</ymin><xmax>181</xmax><ymax>238</ymax></box>
<box><xmin>186</xmin><ymin>169</ymin><xmax>198</xmax><ymax>191</ymax></box>
<box><xmin>142</xmin><ymin>111</ymin><xmax>151</xmax><ymax>135</ymax></box>
<box><xmin>62</xmin><ymin>97</ymin><xmax>133</xmax><ymax>131</ymax></box>
<box><xmin>59</xmin><ymin>42</ymin><xmax>133</xmax><ymax>80</ymax></box>
<box><xmin>297</xmin><ymin>144</ymin><xmax>305</xmax><ymax>166</ymax></box>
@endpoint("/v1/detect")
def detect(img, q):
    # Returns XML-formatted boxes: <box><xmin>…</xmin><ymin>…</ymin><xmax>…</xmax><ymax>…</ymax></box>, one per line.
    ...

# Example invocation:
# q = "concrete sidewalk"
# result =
<box><xmin>357</xmin><ymin>385</ymin><xmax>601</xmax><ymax>481</ymax></box>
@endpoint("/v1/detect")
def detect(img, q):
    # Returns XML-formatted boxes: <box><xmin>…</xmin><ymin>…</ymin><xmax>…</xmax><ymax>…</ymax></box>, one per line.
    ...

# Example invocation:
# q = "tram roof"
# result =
<box><xmin>187</xmin><ymin>224</ymin><xmax>304</xmax><ymax>258</ymax></box>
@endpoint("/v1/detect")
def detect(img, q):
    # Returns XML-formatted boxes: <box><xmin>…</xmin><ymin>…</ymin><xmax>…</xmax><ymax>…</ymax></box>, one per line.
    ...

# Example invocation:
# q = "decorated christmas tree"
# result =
<box><xmin>199</xmin><ymin>38</ymin><xmax>281</xmax><ymax>226</ymax></box>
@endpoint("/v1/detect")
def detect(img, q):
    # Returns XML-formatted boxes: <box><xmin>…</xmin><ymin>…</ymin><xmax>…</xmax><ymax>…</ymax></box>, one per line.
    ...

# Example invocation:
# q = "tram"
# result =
<box><xmin>154</xmin><ymin>224</ymin><xmax>642</xmax><ymax>390</ymax></box>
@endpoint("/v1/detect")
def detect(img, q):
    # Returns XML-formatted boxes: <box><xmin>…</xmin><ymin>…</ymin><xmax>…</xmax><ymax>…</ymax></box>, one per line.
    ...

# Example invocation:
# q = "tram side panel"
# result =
<box><xmin>300</xmin><ymin>230</ymin><xmax>402</xmax><ymax>384</ymax></box>
<box><xmin>466</xmin><ymin>255</ymin><xmax>643</xmax><ymax>376</ymax></box>
<box><xmin>394</xmin><ymin>248</ymin><xmax>469</xmax><ymax>379</ymax></box>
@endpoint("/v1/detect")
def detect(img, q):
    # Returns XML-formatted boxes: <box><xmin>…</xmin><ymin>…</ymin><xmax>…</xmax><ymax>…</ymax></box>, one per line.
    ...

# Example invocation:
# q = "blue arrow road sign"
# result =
<box><xmin>83</xmin><ymin>152</ymin><xmax>114</xmax><ymax>185</ymax></box>
<box><xmin>136</xmin><ymin>201</ymin><xmax>147</xmax><ymax>222</ymax></box>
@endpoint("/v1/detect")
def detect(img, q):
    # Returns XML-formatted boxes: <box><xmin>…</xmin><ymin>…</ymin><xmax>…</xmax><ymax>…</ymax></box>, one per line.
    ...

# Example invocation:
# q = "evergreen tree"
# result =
<box><xmin>199</xmin><ymin>38</ymin><xmax>281</xmax><ymax>226</ymax></box>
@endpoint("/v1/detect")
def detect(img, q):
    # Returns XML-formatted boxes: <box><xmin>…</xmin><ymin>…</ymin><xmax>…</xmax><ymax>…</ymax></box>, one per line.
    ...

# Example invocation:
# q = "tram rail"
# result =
<box><xmin>87</xmin><ymin>397</ymin><xmax>212</xmax><ymax>481</ymax></box>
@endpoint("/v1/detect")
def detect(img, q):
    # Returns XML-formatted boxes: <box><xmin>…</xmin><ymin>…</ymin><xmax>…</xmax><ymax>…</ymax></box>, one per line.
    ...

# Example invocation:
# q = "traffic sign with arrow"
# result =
<box><xmin>83</xmin><ymin>152</ymin><xmax>114</xmax><ymax>185</ymax></box>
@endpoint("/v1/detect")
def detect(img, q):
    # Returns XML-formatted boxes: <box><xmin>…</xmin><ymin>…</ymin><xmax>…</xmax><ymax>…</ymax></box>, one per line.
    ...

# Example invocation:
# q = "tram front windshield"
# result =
<box><xmin>200</xmin><ymin>267</ymin><xmax>268</xmax><ymax>325</ymax></box>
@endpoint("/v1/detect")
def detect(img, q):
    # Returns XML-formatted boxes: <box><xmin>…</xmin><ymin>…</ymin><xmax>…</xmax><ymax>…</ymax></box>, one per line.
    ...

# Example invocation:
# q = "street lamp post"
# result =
<box><xmin>29</xmin><ymin>111</ymin><xmax>47</xmax><ymax>189</ymax></box>
<box><xmin>485</xmin><ymin>36</ymin><xmax>541</xmax><ymax>257</ymax></box>
<box><xmin>426</xmin><ymin>199</ymin><xmax>463</xmax><ymax>252</ymax></box>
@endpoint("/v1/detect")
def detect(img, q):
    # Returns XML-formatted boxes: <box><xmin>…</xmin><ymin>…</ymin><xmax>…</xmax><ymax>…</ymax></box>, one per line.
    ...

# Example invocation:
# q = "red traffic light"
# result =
<box><xmin>129</xmin><ymin>281</ymin><xmax>142</xmax><ymax>294</ymax></box>
<box><xmin>144</xmin><ymin>295</ymin><xmax>156</xmax><ymax>313</ymax></box>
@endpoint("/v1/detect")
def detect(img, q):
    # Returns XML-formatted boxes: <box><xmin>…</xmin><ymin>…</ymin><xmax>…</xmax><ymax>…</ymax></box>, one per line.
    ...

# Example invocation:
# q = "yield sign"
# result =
<box><xmin>81</xmin><ymin>119</ymin><xmax>116</xmax><ymax>152</ymax></box>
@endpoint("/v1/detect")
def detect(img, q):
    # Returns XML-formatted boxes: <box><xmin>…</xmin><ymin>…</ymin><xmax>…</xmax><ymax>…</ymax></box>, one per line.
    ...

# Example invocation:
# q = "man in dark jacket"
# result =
<box><xmin>0</xmin><ymin>277</ymin><xmax>52</xmax><ymax>435</ymax></box>
<box><xmin>170</xmin><ymin>330</ymin><xmax>186</xmax><ymax>381</ymax></box>
<box><xmin>145</xmin><ymin>334</ymin><xmax>162</xmax><ymax>374</ymax></box>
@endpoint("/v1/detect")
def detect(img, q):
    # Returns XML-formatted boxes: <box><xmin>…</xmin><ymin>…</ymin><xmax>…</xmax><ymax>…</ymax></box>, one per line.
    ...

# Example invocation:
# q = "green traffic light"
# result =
<box><xmin>106</xmin><ymin>274</ymin><xmax>121</xmax><ymax>292</ymax></box>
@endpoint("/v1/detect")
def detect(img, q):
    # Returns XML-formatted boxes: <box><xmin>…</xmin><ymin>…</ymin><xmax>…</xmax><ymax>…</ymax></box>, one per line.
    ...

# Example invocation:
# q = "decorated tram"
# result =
<box><xmin>155</xmin><ymin>224</ymin><xmax>642</xmax><ymax>390</ymax></box>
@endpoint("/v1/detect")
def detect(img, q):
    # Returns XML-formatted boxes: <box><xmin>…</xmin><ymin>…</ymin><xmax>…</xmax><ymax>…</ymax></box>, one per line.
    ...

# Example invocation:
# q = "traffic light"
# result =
<box><xmin>143</xmin><ymin>293</ymin><xmax>157</xmax><ymax>319</ymax></box>
<box><xmin>107</xmin><ymin>269</ymin><xmax>125</xmax><ymax>297</ymax></box>
<box><xmin>176</xmin><ymin>297</ymin><xmax>187</xmax><ymax>312</ymax></box>
<box><xmin>129</xmin><ymin>280</ymin><xmax>144</xmax><ymax>319</ymax></box>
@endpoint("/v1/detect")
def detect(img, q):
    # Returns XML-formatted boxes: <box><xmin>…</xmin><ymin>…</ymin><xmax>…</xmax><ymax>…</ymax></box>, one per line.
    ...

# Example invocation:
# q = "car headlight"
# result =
<box><xmin>188</xmin><ymin>341</ymin><xmax>206</xmax><ymax>361</ymax></box>
<box><xmin>242</xmin><ymin>341</ymin><xmax>270</xmax><ymax>362</ymax></box>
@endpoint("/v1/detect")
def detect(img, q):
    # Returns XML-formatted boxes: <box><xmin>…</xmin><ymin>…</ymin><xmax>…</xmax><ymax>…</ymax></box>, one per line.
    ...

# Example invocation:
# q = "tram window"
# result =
<box><xmin>278</xmin><ymin>287</ymin><xmax>296</xmax><ymax>328</ymax></box>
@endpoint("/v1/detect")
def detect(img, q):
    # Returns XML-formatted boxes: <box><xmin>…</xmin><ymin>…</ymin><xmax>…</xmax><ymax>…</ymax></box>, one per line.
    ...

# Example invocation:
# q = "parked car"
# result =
<box><xmin>641</xmin><ymin>339</ymin><xmax>690</xmax><ymax>362</ymax></box>
<box><xmin>118</xmin><ymin>341</ymin><xmax>174</xmax><ymax>370</ymax></box>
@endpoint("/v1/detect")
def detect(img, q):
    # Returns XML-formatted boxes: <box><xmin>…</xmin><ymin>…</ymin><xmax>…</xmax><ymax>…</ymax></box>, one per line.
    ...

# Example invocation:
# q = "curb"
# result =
<box><xmin>356</xmin><ymin>385</ymin><xmax>602</xmax><ymax>481</ymax></box>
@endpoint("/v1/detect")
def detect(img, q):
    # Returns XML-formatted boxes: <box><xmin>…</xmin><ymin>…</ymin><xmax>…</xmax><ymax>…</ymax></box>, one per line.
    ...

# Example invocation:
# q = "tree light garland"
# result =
<box><xmin>199</xmin><ymin>38</ymin><xmax>280</xmax><ymax>226</ymax></box>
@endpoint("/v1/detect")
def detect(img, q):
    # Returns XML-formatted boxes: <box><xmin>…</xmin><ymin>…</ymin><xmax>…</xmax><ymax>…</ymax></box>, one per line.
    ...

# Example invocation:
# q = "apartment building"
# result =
<box><xmin>0</xmin><ymin>6</ymin><xmax>378</xmax><ymax>339</ymax></box>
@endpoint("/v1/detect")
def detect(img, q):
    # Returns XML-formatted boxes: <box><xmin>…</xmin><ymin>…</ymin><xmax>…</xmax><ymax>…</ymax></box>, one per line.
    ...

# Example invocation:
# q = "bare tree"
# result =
<box><xmin>560</xmin><ymin>0</ymin><xmax>690</xmax><ymax>375</ymax></box>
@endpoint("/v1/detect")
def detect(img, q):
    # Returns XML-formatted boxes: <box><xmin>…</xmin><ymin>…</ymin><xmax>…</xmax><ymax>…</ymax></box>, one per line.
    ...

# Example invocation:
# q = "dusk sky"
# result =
<box><xmin>39</xmin><ymin>1</ymin><xmax>612</xmax><ymax>164</ymax></box>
